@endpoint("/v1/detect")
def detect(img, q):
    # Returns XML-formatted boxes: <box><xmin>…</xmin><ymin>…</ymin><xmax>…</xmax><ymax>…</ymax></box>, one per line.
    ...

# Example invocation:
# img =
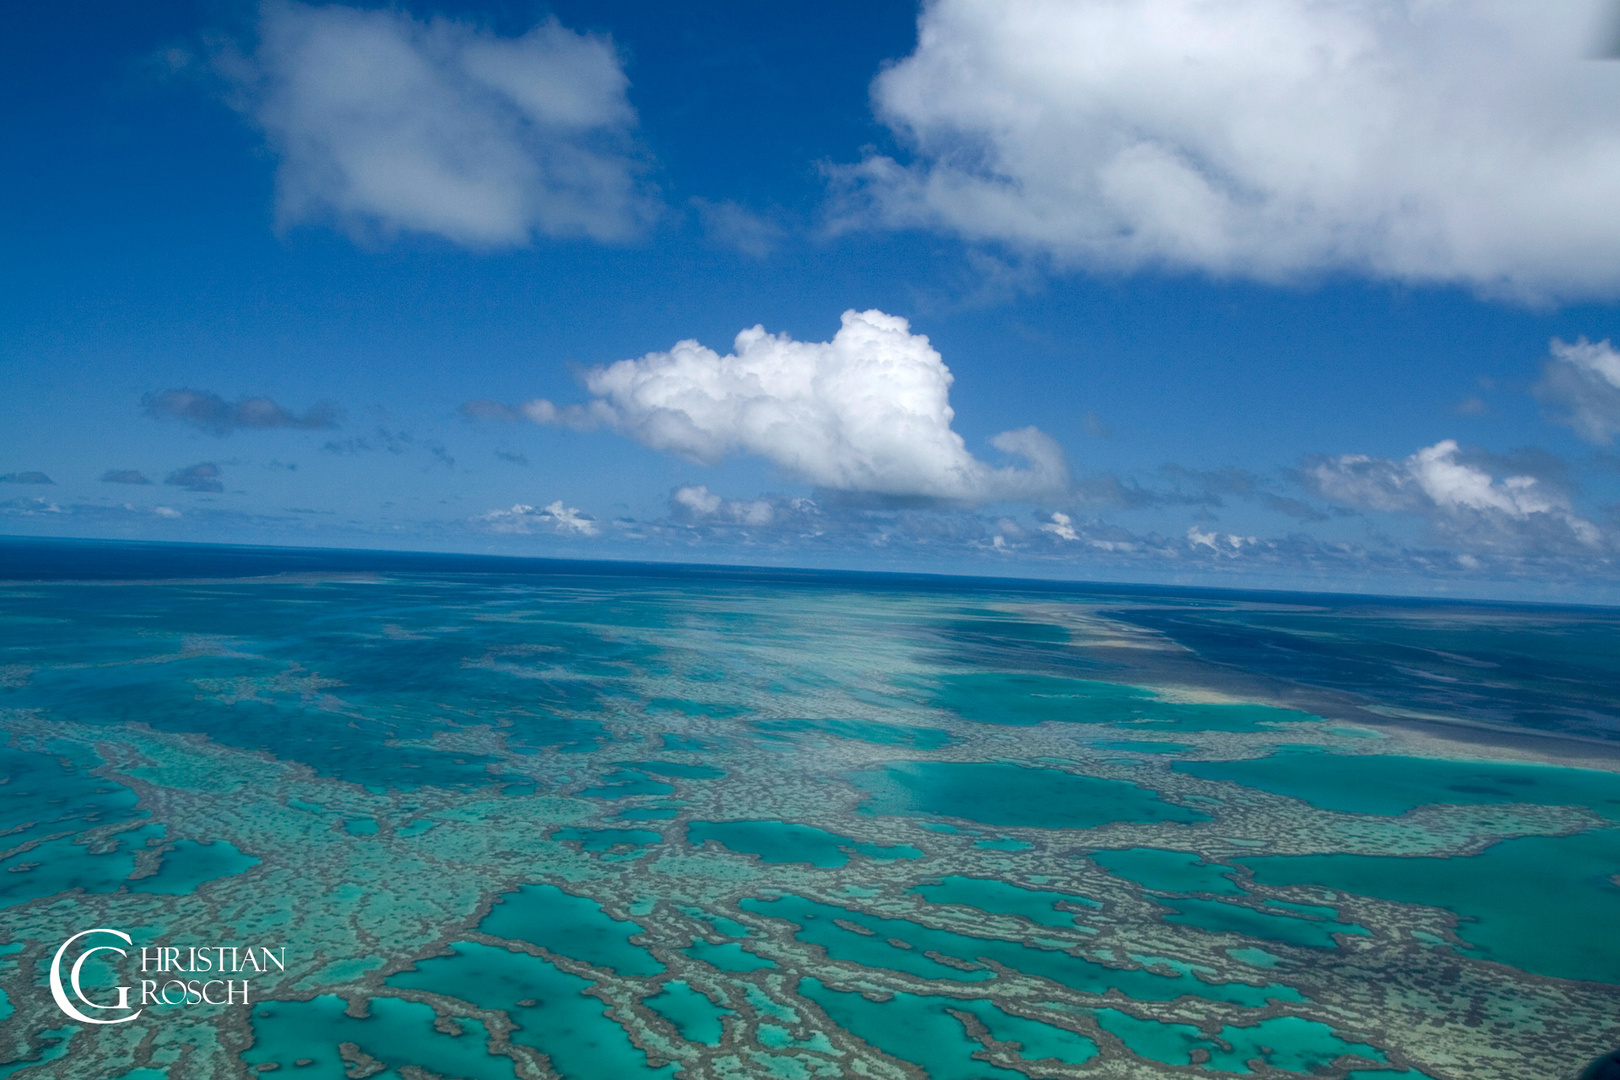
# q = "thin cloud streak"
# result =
<box><xmin>143</xmin><ymin>389</ymin><xmax>339</xmax><ymax>436</ymax></box>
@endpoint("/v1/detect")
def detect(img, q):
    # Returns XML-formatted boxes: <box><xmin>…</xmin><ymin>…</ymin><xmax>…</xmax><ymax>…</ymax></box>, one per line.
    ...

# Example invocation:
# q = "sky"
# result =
<box><xmin>5</xmin><ymin>0</ymin><xmax>1620</xmax><ymax>600</ymax></box>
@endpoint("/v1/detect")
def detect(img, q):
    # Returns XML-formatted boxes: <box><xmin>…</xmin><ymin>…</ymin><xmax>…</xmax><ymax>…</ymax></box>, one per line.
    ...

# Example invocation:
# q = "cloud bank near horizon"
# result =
<box><xmin>515</xmin><ymin>309</ymin><xmax>1072</xmax><ymax>503</ymax></box>
<box><xmin>1305</xmin><ymin>438</ymin><xmax>1604</xmax><ymax>555</ymax></box>
<box><xmin>838</xmin><ymin>0</ymin><xmax>1620</xmax><ymax>299</ymax></box>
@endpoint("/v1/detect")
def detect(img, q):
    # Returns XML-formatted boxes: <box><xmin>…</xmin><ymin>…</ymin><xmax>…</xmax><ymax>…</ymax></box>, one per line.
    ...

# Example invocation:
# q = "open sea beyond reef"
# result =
<box><xmin>1</xmin><ymin>537</ymin><xmax>1618</xmax><ymax>1080</ymax></box>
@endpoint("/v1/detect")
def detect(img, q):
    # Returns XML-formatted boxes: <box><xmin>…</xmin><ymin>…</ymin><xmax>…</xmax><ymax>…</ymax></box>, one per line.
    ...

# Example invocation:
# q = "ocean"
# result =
<box><xmin>1</xmin><ymin>537</ymin><xmax>1616</xmax><ymax>1079</ymax></box>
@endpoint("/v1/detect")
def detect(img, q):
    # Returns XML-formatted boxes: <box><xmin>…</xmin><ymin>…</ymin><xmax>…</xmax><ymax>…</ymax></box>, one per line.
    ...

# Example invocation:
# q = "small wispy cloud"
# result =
<box><xmin>1039</xmin><ymin>511</ymin><xmax>1079</xmax><ymax>542</ymax></box>
<box><xmin>0</xmin><ymin>496</ymin><xmax>63</xmax><ymax>515</ymax></box>
<box><xmin>460</xmin><ymin>400</ymin><xmax>521</xmax><ymax>422</ymax></box>
<box><xmin>323</xmin><ymin>427</ymin><xmax>452</xmax><ymax>467</ymax></box>
<box><xmin>691</xmin><ymin>198</ymin><xmax>785</xmax><ymax>258</ymax></box>
<box><xmin>1536</xmin><ymin>337</ymin><xmax>1620</xmax><ymax>445</ymax></box>
<box><xmin>144</xmin><ymin>389</ymin><xmax>339</xmax><ymax>436</ymax></box>
<box><xmin>477</xmin><ymin>500</ymin><xmax>598</xmax><ymax>536</ymax></box>
<box><xmin>670</xmin><ymin>485</ymin><xmax>783</xmax><ymax>526</ymax></box>
<box><xmin>165</xmin><ymin>462</ymin><xmax>225</xmax><ymax>493</ymax></box>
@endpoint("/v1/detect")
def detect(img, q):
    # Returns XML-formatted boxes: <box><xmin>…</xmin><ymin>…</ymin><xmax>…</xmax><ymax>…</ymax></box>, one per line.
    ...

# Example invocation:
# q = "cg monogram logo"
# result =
<box><xmin>49</xmin><ymin>929</ymin><xmax>142</xmax><ymax>1025</ymax></box>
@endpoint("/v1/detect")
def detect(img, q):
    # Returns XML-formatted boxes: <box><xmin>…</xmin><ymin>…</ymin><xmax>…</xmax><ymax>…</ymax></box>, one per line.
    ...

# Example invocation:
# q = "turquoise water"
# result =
<box><xmin>911</xmin><ymin>875</ymin><xmax>1100</xmax><ymax>928</ymax></box>
<box><xmin>129</xmin><ymin>840</ymin><xmax>259</xmax><ymax>894</ymax></box>
<box><xmin>2</xmin><ymin>540</ymin><xmax>1618</xmax><ymax>1079</ymax></box>
<box><xmin>1241</xmin><ymin>829</ymin><xmax>1620</xmax><ymax>983</ymax></box>
<box><xmin>478</xmin><ymin>884</ymin><xmax>664</xmax><ymax>977</ymax></box>
<box><xmin>1206</xmin><ymin>1016</ymin><xmax>1384</xmax><ymax>1073</ymax></box>
<box><xmin>553</xmin><ymin>826</ymin><xmax>664</xmax><ymax>851</ymax></box>
<box><xmin>580</xmin><ymin>768</ymin><xmax>677</xmax><ymax>799</ymax></box>
<box><xmin>745</xmin><ymin>893</ymin><xmax>1299</xmax><ymax>1007</ymax></box>
<box><xmin>387</xmin><ymin>941</ymin><xmax>676</xmax><ymax>1079</ymax></box>
<box><xmin>801</xmin><ymin>978</ymin><xmax>1098</xmax><ymax>1079</ymax></box>
<box><xmin>1093</xmin><ymin>1007</ymin><xmax>1211</xmax><ymax>1065</ymax></box>
<box><xmin>683</xmin><ymin>940</ymin><xmax>774</xmax><ymax>973</ymax></box>
<box><xmin>1157</xmin><ymin>896</ymin><xmax>1367</xmax><ymax>949</ymax></box>
<box><xmin>1091</xmin><ymin>847</ymin><xmax>1247</xmax><ymax>896</ymax></box>
<box><xmin>688</xmin><ymin>820</ymin><xmax>922</xmax><ymax>867</ymax></box>
<box><xmin>1092</xmin><ymin>1009</ymin><xmax>1383</xmax><ymax>1073</ymax></box>
<box><xmin>851</xmin><ymin>761</ymin><xmax>1212</xmax><ymax>828</ymax></box>
<box><xmin>645</xmin><ymin>980</ymin><xmax>732</xmax><ymax>1045</ymax></box>
<box><xmin>244</xmin><ymin>994</ymin><xmax>516</xmax><ymax>1079</ymax></box>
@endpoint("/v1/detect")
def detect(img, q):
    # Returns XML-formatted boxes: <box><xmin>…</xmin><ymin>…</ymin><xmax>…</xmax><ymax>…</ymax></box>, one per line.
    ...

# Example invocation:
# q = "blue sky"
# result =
<box><xmin>4</xmin><ymin>0</ymin><xmax>1620</xmax><ymax>598</ymax></box>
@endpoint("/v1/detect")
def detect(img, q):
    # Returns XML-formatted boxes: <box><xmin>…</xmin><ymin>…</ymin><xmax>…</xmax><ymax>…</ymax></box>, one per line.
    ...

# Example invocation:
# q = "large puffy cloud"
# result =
<box><xmin>839</xmin><ymin>0</ymin><xmax>1620</xmax><ymax>298</ymax></box>
<box><xmin>1305</xmin><ymin>439</ymin><xmax>1602</xmax><ymax>550</ymax></box>
<box><xmin>1536</xmin><ymin>337</ymin><xmax>1620</xmax><ymax>444</ymax></box>
<box><xmin>224</xmin><ymin>2</ymin><xmax>654</xmax><ymax>246</ymax></box>
<box><xmin>521</xmin><ymin>309</ymin><xmax>1070</xmax><ymax>503</ymax></box>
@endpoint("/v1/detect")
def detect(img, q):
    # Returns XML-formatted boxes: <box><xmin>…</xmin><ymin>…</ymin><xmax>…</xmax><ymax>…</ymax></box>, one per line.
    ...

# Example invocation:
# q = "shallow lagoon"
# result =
<box><xmin>743</xmin><ymin>893</ymin><xmax>1301</xmax><ymax>1007</ymax></box>
<box><xmin>1091</xmin><ymin>846</ymin><xmax>1248</xmax><ymax>896</ymax></box>
<box><xmin>688</xmin><ymin>820</ymin><xmax>922</xmax><ymax>867</ymax></box>
<box><xmin>1178</xmin><ymin>748</ymin><xmax>1620</xmax><ymax>819</ymax></box>
<box><xmin>1240</xmin><ymin>829</ymin><xmax>1620</xmax><ymax>984</ymax></box>
<box><xmin>910</xmin><ymin>875</ymin><xmax>1101</xmax><ymax>928</ymax></box>
<box><xmin>479</xmin><ymin>884</ymin><xmax>664</xmax><ymax>977</ymax></box>
<box><xmin>1</xmin><ymin>539</ymin><xmax>1617</xmax><ymax>1079</ymax></box>
<box><xmin>801</xmin><ymin>977</ymin><xmax>1099</xmax><ymax>1079</ymax></box>
<box><xmin>244</xmin><ymin>994</ymin><xmax>516</xmax><ymax>1080</ymax></box>
<box><xmin>387</xmin><ymin>941</ymin><xmax>676</xmax><ymax>1079</ymax></box>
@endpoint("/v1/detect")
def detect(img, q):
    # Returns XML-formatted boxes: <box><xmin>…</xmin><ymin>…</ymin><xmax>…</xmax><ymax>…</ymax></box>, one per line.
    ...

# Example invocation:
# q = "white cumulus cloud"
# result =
<box><xmin>1307</xmin><ymin>439</ymin><xmax>1602</xmax><ymax>548</ymax></box>
<box><xmin>839</xmin><ymin>0</ymin><xmax>1620</xmax><ymax>298</ymax></box>
<box><xmin>523</xmin><ymin>309</ymin><xmax>1070</xmax><ymax>503</ymax></box>
<box><xmin>1536</xmin><ymin>337</ymin><xmax>1620</xmax><ymax>444</ymax></box>
<box><xmin>226</xmin><ymin>2</ymin><xmax>654</xmax><ymax>246</ymax></box>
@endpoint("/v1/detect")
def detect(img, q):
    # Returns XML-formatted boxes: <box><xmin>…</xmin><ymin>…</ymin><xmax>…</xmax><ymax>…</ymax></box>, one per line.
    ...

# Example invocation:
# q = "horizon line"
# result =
<box><xmin>2</xmin><ymin>532</ymin><xmax>1615</xmax><ymax>613</ymax></box>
